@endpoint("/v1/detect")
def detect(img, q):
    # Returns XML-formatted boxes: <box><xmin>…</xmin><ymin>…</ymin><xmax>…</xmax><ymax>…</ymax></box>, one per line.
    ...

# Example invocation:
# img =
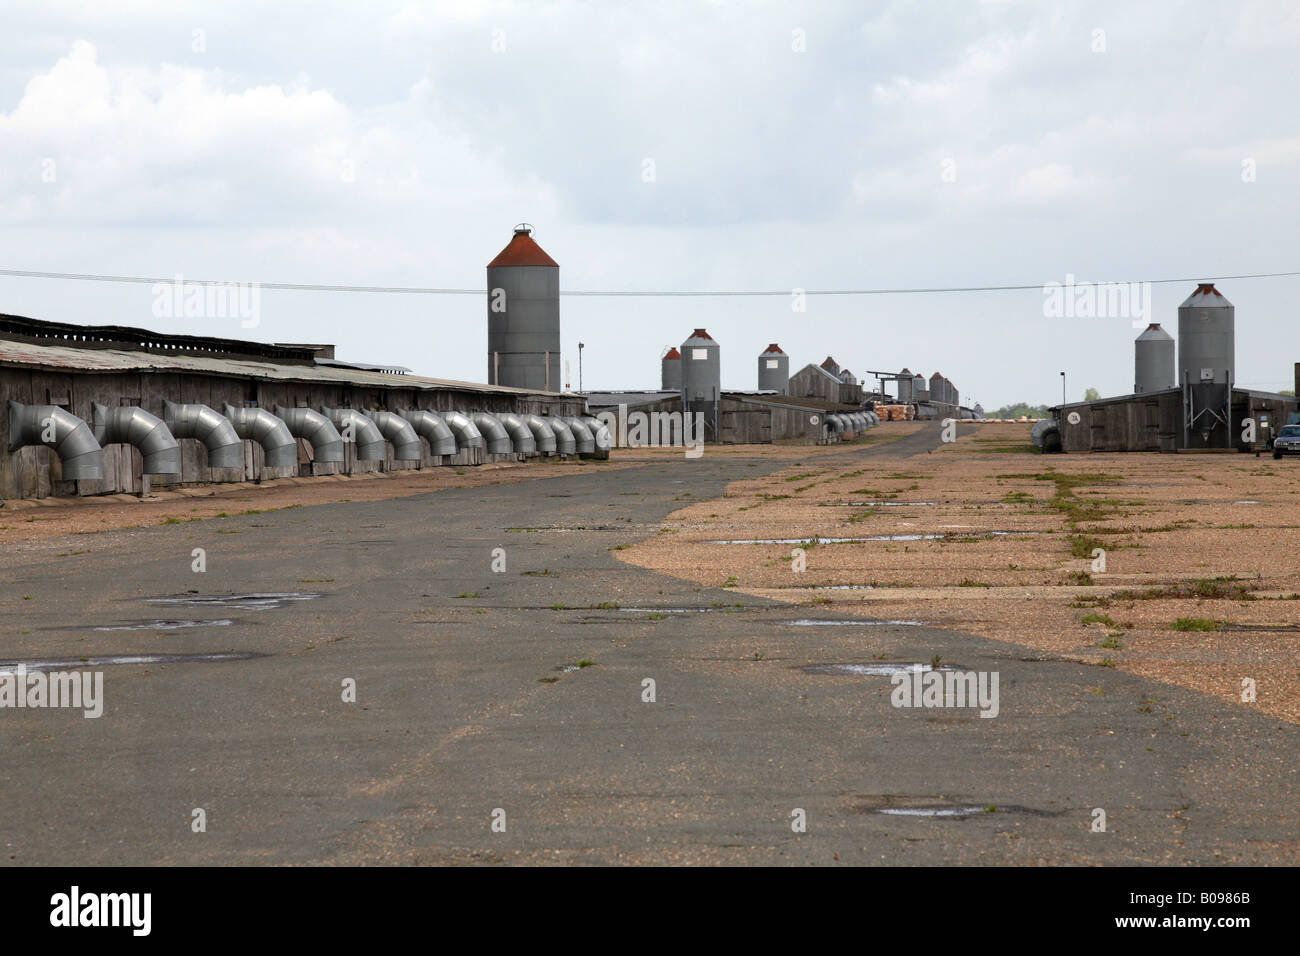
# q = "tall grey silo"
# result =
<box><xmin>946</xmin><ymin>378</ymin><xmax>958</xmax><ymax>407</ymax></box>
<box><xmin>1178</xmin><ymin>283</ymin><xmax>1235</xmax><ymax>448</ymax></box>
<box><xmin>897</xmin><ymin>368</ymin><xmax>913</xmax><ymax>402</ymax></box>
<box><xmin>929</xmin><ymin>372</ymin><xmax>945</xmax><ymax>404</ymax></box>
<box><xmin>913</xmin><ymin>372</ymin><xmax>925</xmax><ymax>401</ymax></box>
<box><xmin>758</xmin><ymin>344</ymin><xmax>789</xmax><ymax>393</ymax></box>
<box><xmin>661</xmin><ymin>347</ymin><xmax>682</xmax><ymax>390</ymax></box>
<box><xmin>681</xmin><ymin>328</ymin><xmax>721</xmax><ymax>440</ymax></box>
<box><xmin>1134</xmin><ymin>323</ymin><xmax>1174</xmax><ymax>393</ymax></box>
<box><xmin>486</xmin><ymin>224</ymin><xmax>561</xmax><ymax>391</ymax></box>
<box><xmin>840</xmin><ymin>368</ymin><xmax>857</xmax><ymax>386</ymax></box>
<box><xmin>1178</xmin><ymin>284</ymin><xmax>1234</xmax><ymax>387</ymax></box>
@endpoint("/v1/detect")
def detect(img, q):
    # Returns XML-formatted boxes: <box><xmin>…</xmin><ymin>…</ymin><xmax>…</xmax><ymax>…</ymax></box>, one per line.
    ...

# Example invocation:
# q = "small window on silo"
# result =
<box><xmin>766</xmin><ymin>359</ymin><xmax>778</xmax><ymax>369</ymax></box>
<box><xmin>692</xmin><ymin>349</ymin><xmax>707</xmax><ymax>360</ymax></box>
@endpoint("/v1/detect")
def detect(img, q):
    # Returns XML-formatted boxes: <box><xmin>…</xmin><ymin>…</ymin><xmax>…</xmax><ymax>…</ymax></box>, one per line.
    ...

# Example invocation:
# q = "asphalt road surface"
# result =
<box><xmin>2</xmin><ymin>425</ymin><xmax>1297</xmax><ymax>864</ymax></box>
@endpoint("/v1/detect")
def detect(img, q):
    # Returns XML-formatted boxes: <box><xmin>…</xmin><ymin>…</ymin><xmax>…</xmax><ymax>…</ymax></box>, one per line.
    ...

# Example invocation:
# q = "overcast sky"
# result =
<box><xmin>1</xmin><ymin>1</ymin><xmax>1297</xmax><ymax>408</ymax></box>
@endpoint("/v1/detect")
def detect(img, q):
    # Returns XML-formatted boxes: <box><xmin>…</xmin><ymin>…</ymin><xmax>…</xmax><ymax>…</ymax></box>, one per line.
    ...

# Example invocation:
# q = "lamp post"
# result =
<box><xmin>1060</xmin><ymin>371</ymin><xmax>1066</xmax><ymax>406</ymax></box>
<box><xmin>578</xmin><ymin>342</ymin><xmax>585</xmax><ymax>394</ymax></box>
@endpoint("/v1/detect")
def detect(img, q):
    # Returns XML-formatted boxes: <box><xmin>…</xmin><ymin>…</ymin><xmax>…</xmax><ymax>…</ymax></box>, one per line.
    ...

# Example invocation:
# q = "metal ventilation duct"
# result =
<box><xmin>91</xmin><ymin>403</ymin><xmax>180</xmax><ymax>474</ymax></box>
<box><xmin>495</xmin><ymin>412</ymin><xmax>537</xmax><ymax>455</ymax></box>
<box><xmin>548</xmin><ymin>417</ymin><xmax>577</xmax><ymax>455</ymax></box>
<box><xmin>825</xmin><ymin>414</ymin><xmax>846</xmax><ymax>433</ymax></box>
<box><xmin>7</xmin><ymin>401</ymin><xmax>104</xmax><ymax>480</ymax></box>
<box><xmin>563</xmin><ymin>417</ymin><xmax>596</xmax><ymax>454</ymax></box>
<box><xmin>522</xmin><ymin>414</ymin><xmax>557</xmax><ymax>454</ymax></box>
<box><xmin>441</xmin><ymin>410</ymin><xmax>485</xmax><ymax>449</ymax></box>
<box><xmin>163</xmin><ymin>401</ymin><xmax>243</xmax><ymax>469</ymax></box>
<box><xmin>400</xmin><ymin>409</ymin><xmax>458</xmax><ymax>457</ymax></box>
<box><xmin>365</xmin><ymin>410</ymin><xmax>423</xmax><ymax>461</ymax></box>
<box><xmin>222</xmin><ymin>404</ymin><xmax>298</xmax><ymax>468</ymax></box>
<box><xmin>321</xmin><ymin>406</ymin><xmax>386</xmax><ymax>461</ymax></box>
<box><xmin>580</xmin><ymin>416</ymin><xmax>613</xmax><ymax>451</ymax></box>
<box><xmin>273</xmin><ymin>405</ymin><xmax>344</xmax><ymax>463</ymax></box>
<box><xmin>469</xmin><ymin>412</ymin><xmax>513</xmax><ymax>454</ymax></box>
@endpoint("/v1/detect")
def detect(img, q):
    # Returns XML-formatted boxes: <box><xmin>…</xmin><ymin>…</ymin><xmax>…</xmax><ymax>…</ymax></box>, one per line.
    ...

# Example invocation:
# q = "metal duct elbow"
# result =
<box><xmin>400</xmin><ymin>410</ymin><xmax>457</xmax><ymax>457</ymax></box>
<box><xmin>321</xmin><ymin>407</ymin><xmax>386</xmax><ymax>461</ymax></box>
<box><xmin>273</xmin><ymin>405</ymin><xmax>344</xmax><ymax>463</ymax></box>
<box><xmin>563</xmin><ymin>417</ymin><xmax>595</xmax><ymax>454</ymax></box>
<box><xmin>222</xmin><ymin>404</ymin><xmax>298</xmax><ymax>469</ymax></box>
<box><xmin>548</xmin><ymin>418</ymin><xmax>576</xmax><ymax>455</ymax></box>
<box><xmin>469</xmin><ymin>412</ymin><xmax>513</xmax><ymax>454</ymax></box>
<box><xmin>522</xmin><ymin>414</ymin><xmax>557</xmax><ymax>454</ymax></box>
<box><xmin>441</xmin><ymin>410</ymin><xmax>484</xmax><ymax>449</ymax></box>
<box><xmin>581</xmin><ymin>416</ymin><xmax>613</xmax><ymax>451</ymax></box>
<box><xmin>7</xmin><ymin>401</ymin><xmax>104</xmax><ymax>480</ymax></box>
<box><xmin>91</xmin><ymin>403</ymin><xmax>180</xmax><ymax>475</ymax></box>
<box><xmin>495</xmin><ymin>412</ymin><xmax>537</xmax><ymax>455</ymax></box>
<box><xmin>826</xmin><ymin>414</ymin><xmax>845</xmax><ymax>433</ymax></box>
<box><xmin>163</xmin><ymin>401</ymin><xmax>243</xmax><ymax>469</ymax></box>
<box><xmin>366</xmin><ymin>410</ymin><xmax>423</xmax><ymax>461</ymax></box>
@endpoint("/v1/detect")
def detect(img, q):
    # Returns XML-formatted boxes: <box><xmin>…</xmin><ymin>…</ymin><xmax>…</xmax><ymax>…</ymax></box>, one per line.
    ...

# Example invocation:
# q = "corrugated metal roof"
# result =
<box><xmin>487</xmin><ymin>228</ymin><xmax>559</xmax><ymax>268</ymax></box>
<box><xmin>0</xmin><ymin>338</ymin><xmax>564</xmax><ymax>396</ymax></box>
<box><xmin>761</xmin><ymin>344</ymin><xmax>784</xmax><ymax>355</ymax></box>
<box><xmin>663</xmin><ymin>347</ymin><xmax>681</xmax><ymax>360</ymax></box>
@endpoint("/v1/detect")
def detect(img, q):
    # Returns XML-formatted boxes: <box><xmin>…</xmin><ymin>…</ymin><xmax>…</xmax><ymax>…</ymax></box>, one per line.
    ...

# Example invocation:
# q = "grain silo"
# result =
<box><xmin>840</xmin><ymin>368</ymin><xmax>857</xmax><ymax>386</ymax></box>
<box><xmin>1178</xmin><ymin>284</ymin><xmax>1234</xmax><ymax>387</ymax></box>
<box><xmin>661</xmin><ymin>347</ymin><xmax>682</xmax><ymax>390</ymax></box>
<box><xmin>486</xmin><ymin>224</ymin><xmax>561</xmax><ymax>391</ymax></box>
<box><xmin>1134</xmin><ymin>323</ymin><xmax>1175</xmax><ymax>394</ymax></box>
<box><xmin>681</xmin><ymin>328</ymin><xmax>720</xmax><ymax>439</ymax></box>
<box><xmin>912</xmin><ymin>372</ymin><xmax>926</xmax><ymax>400</ymax></box>
<box><xmin>929</xmin><ymin>372</ymin><xmax>945</xmax><ymax>404</ymax></box>
<box><xmin>758</xmin><ymin>344</ymin><xmax>789</xmax><ymax>393</ymax></box>
<box><xmin>897</xmin><ymin>368</ymin><xmax>913</xmax><ymax>402</ymax></box>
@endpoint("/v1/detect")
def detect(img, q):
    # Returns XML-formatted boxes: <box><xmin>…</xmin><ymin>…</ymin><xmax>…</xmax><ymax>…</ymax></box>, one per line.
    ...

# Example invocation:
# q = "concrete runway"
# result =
<box><xmin>2</xmin><ymin>425</ymin><xmax>1297</xmax><ymax>864</ymax></box>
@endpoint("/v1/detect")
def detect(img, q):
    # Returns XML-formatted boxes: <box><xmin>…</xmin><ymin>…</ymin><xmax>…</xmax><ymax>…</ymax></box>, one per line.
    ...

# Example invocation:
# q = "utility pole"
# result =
<box><xmin>1060</xmin><ymin>371</ymin><xmax>1066</xmax><ymax>406</ymax></box>
<box><xmin>578</xmin><ymin>342</ymin><xmax>585</xmax><ymax>394</ymax></box>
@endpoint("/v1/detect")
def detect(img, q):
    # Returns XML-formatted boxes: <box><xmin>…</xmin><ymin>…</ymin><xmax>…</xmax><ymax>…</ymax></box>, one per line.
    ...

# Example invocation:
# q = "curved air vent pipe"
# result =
<box><xmin>495</xmin><ymin>412</ymin><xmax>537</xmax><ymax>455</ymax></box>
<box><xmin>579</xmin><ymin>416</ymin><xmax>614</xmax><ymax>450</ymax></box>
<box><xmin>163</xmin><ymin>401</ymin><xmax>244</xmax><ymax>469</ymax></box>
<box><xmin>273</xmin><ymin>405</ymin><xmax>344</xmax><ymax>463</ymax></box>
<box><xmin>440</xmin><ymin>410</ymin><xmax>484</xmax><ymax>449</ymax></box>
<box><xmin>91</xmin><ymin>403</ymin><xmax>180</xmax><ymax>474</ymax></box>
<box><xmin>365</xmin><ymin>410</ymin><xmax>423</xmax><ymax>461</ymax></box>
<box><xmin>400</xmin><ymin>410</ymin><xmax>457</xmax><ymax>457</ymax></box>
<box><xmin>522</xmin><ymin>414</ymin><xmax>557</xmax><ymax>454</ymax></box>
<box><xmin>222</xmin><ymin>404</ymin><xmax>299</xmax><ymax>469</ymax></box>
<box><xmin>469</xmin><ymin>412</ymin><xmax>512</xmax><ymax>454</ymax></box>
<box><xmin>562</xmin><ymin>417</ymin><xmax>594</xmax><ymax>454</ymax></box>
<box><xmin>6</xmin><ymin>401</ymin><xmax>104</xmax><ymax>480</ymax></box>
<box><xmin>320</xmin><ymin>407</ymin><xmax>386</xmax><ymax>461</ymax></box>
<box><xmin>825</xmin><ymin>414</ymin><xmax>845</xmax><ymax>433</ymax></box>
<box><xmin>548</xmin><ymin>418</ymin><xmax>576</xmax><ymax>455</ymax></box>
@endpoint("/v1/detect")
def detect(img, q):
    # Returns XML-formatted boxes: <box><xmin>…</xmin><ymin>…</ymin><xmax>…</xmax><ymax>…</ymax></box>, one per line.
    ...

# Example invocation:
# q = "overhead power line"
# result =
<box><xmin>1</xmin><ymin>267</ymin><xmax>1298</xmax><ymax>297</ymax></box>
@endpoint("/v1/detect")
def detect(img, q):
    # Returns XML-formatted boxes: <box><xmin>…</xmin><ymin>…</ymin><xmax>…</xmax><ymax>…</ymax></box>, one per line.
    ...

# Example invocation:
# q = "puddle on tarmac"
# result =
<box><xmin>802</xmin><ymin>662</ymin><xmax>945</xmax><ymax>676</ymax></box>
<box><xmin>146</xmin><ymin>592</ymin><xmax>322</xmax><ymax>610</ymax></box>
<box><xmin>876</xmin><ymin>806</ymin><xmax>988</xmax><ymax>818</ymax></box>
<box><xmin>1233</xmin><ymin>500</ymin><xmax>1260</xmax><ymax>505</ymax></box>
<box><xmin>93</xmin><ymin>619</ymin><xmax>235</xmax><ymax>632</ymax></box>
<box><xmin>782</xmin><ymin>619</ymin><xmax>925</xmax><ymax>627</ymax></box>
<box><xmin>0</xmin><ymin>652</ymin><xmax>262</xmax><ymax>672</ymax></box>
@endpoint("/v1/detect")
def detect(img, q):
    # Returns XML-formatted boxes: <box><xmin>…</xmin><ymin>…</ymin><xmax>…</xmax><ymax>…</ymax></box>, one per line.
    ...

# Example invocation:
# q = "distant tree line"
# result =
<box><xmin>987</xmin><ymin>403</ymin><xmax>1051</xmax><ymax>419</ymax></box>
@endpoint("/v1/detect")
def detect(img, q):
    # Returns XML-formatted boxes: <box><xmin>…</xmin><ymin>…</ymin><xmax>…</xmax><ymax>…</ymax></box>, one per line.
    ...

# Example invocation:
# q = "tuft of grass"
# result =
<box><xmin>957</xmin><ymin>579</ymin><xmax>992</xmax><ymax>587</ymax></box>
<box><xmin>1170</xmin><ymin>617</ymin><xmax>1220</xmax><ymax>632</ymax></box>
<box><xmin>575</xmin><ymin>659</ymin><xmax>595</xmax><ymax>668</ymax></box>
<box><xmin>1099</xmin><ymin>635</ymin><xmax>1124</xmax><ymax>650</ymax></box>
<box><xmin>1081</xmin><ymin>613</ymin><xmax>1116</xmax><ymax>627</ymax></box>
<box><xmin>537</xmin><ymin>676</ymin><xmax>559</xmax><ymax>684</ymax></box>
<box><xmin>455</xmin><ymin>592</ymin><xmax>481</xmax><ymax>599</ymax></box>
